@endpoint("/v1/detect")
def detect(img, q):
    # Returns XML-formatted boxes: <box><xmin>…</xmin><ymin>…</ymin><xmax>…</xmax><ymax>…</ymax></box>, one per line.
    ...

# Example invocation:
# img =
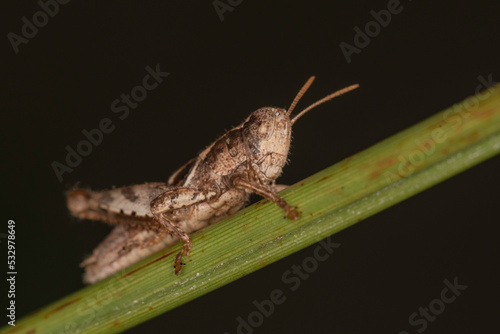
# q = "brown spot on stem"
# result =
<box><xmin>4</xmin><ymin>325</ymin><xmax>24</xmax><ymax>333</ymax></box>
<box><xmin>462</xmin><ymin>130</ymin><xmax>480</xmax><ymax>143</ymax></box>
<box><xmin>317</xmin><ymin>175</ymin><xmax>332</xmax><ymax>182</ymax></box>
<box><xmin>26</xmin><ymin>330</ymin><xmax>36</xmax><ymax>334</ymax></box>
<box><xmin>43</xmin><ymin>297</ymin><xmax>82</xmax><ymax>319</ymax></box>
<box><xmin>377</xmin><ymin>157</ymin><xmax>396</xmax><ymax>168</ymax></box>
<box><xmin>112</xmin><ymin>321</ymin><xmax>121</xmax><ymax>327</ymax></box>
<box><xmin>473</xmin><ymin>107</ymin><xmax>494</xmax><ymax>119</ymax></box>
<box><xmin>369</xmin><ymin>170</ymin><xmax>381</xmax><ymax>180</ymax></box>
<box><xmin>121</xmin><ymin>251</ymin><xmax>176</xmax><ymax>278</ymax></box>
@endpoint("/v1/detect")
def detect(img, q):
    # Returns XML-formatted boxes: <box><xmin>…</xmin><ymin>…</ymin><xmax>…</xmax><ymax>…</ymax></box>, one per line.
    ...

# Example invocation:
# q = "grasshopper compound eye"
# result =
<box><xmin>244</xmin><ymin>109</ymin><xmax>278</xmax><ymax>141</ymax></box>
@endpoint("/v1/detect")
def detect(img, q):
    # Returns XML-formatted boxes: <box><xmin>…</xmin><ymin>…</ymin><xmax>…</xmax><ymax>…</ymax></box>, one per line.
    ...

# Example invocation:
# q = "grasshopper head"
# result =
<box><xmin>243</xmin><ymin>107</ymin><xmax>292</xmax><ymax>182</ymax></box>
<box><xmin>243</xmin><ymin>77</ymin><xmax>359</xmax><ymax>183</ymax></box>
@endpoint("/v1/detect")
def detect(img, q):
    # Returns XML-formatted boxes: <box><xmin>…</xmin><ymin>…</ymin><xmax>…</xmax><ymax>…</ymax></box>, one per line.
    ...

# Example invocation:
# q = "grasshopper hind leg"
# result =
<box><xmin>81</xmin><ymin>225</ymin><xmax>175</xmax><ymax>284</ymax></box>
<box><xmin>149</xmin><ymin>187</ymin><xmax>219</xmax><ymax>275</ymax></box>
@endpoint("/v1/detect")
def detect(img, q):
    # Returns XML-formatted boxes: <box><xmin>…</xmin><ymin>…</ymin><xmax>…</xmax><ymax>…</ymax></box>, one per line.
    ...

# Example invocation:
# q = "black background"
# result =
<box><xmin>3</xmin><ymin>1</ymin><xmax>500</xmax><ymax>333</ymax></box>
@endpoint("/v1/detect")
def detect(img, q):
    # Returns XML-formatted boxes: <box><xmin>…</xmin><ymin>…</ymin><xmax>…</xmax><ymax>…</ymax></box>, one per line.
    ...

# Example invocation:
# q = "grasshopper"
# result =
<box><xmin>67</xmin><ymin>77</ymin><xmax>358</xmax><ymax>283</ymax></box>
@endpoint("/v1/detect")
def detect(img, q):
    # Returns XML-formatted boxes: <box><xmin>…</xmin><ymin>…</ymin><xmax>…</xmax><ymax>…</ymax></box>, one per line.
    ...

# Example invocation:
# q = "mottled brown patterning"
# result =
<box><xmin>66</xmin><ymin>77</ymin><xmax>358</xmax><ymax>283</ymax></box>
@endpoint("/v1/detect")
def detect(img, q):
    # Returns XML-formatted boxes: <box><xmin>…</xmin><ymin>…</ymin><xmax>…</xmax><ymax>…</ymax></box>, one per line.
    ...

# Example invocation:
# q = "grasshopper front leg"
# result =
<box><xmin>231</xmin><ymin>176</ymin><xmax>300</xmax><ymax>220</ymax></box>
<box><xmin>150</xmin><ymin>188</ymin><xmax>218</xmax><ymax>275</ymax></box>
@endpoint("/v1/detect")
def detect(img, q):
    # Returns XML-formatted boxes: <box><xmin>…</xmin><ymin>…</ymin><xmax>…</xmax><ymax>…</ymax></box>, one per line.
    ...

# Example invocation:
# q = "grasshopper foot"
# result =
<box><xmin>285</xmin><ymin>206</ymin><xmax>301</xmax><ymax>221</ymax></box>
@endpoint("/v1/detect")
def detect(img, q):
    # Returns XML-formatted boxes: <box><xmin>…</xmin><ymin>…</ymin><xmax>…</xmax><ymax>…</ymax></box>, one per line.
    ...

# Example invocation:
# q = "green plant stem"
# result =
<box><xmin>4</xmin><ymin>84</ymin><xmax>500</xmax><ymax>334</ymax></box>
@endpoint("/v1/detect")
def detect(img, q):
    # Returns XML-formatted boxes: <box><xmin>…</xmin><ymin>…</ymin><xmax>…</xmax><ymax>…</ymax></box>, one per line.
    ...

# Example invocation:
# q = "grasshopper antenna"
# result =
<box><xmin>286</xmin><ymin>76</ymin><xmax>316</xmax><ymax>117</ymax></box>
<box><xmin>289</xmin><ymin>80</ymin><xmax>359</xmax><ymax>125</ymax></box>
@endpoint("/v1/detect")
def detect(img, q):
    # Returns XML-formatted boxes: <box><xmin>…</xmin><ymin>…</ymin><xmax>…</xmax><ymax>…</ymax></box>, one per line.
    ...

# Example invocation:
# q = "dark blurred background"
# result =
<box><xmin>3</xmin><ymin>1</ymin><xmax>500</xmax><ymax>333</ymax></box>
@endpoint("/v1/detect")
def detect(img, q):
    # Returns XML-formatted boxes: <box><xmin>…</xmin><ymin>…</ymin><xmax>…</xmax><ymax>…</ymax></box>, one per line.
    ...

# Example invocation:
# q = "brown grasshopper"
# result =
<box><xmin>67</xmin><ymin>77</ymin><xmax>358</xmax><ymax>283</ymax></box>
